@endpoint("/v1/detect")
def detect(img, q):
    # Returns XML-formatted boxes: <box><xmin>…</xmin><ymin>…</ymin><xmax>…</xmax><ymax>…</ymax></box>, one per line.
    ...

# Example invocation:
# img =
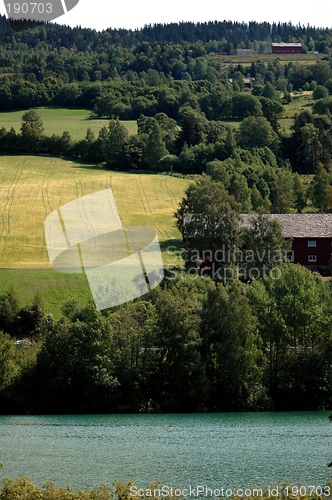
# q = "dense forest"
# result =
<box><xmin>0</xmin><ymin>16</ymin><xmax>332</xmax><ymax>87</ymax></box>
<box><xmin>1</xmin><ymin>19</ymin><xmax>332</xmax><ymax>415</ymax></box>
<box><xmin>1</xmin><ymin>17</ymin><xmax>332</xmax><ymax>48</ymax></box>
<box><xmin>2</xmin><ymin>102</ymin><xmax>332</xmax><ymax>215</ymax></box>
<box><xmin>1</xmin><ymin>262</ymin><xmax>332</xmax><ymax>414</ymax></box>
<box><xmin>1</xmin><ymin>18</ymin><xmax>332</xmax><ymax>217</ymax></box>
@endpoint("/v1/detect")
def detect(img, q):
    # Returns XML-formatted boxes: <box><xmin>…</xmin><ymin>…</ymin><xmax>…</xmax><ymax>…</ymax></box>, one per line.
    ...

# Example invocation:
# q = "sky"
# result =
<box><xmin>0</xmin><ymin>0</ymin><xmax>332</xmax><ymax>32</ymax></box>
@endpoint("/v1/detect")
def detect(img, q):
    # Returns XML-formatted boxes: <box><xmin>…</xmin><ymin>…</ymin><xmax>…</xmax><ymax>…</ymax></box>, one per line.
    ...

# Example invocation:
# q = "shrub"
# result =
<box><xmin>313</xmin><ymin>85</ymin><xmax>329</xmax><ymax>99</ymax></box>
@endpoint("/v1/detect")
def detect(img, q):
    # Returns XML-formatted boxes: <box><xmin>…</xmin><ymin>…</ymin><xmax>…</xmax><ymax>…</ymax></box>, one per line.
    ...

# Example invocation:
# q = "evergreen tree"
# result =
<box><xmin>105</xmin><ymin>119</ymin><xmax>128</xmax><ymax>169</ymax></box>
<box><xmin>144</xmin><ymin>123</ymin><xmax>167</xmax><ymax>170</ymax></box>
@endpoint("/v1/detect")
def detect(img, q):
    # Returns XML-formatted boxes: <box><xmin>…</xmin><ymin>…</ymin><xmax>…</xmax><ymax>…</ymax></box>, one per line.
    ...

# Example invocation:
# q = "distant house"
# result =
<box><xmin>228</xmin><ymin>77</ymin><xmax>255</xmax><ymax>88</ymax></box>
<box><xmin>241</xmin><ymin>214</ymin><xmax>332</xmax><ymax>274</ymax></box>
<box><xmin>271</xmin><ymin>43</ymin><xmax>302</xmax><ymax>54</ymax></box>
<box><xmin>183</xmin><ymin>213</ymin><xmax>332</xmax><ymax>275</ymax></box>
<box><xmin>236</xmin><ymin>49</ymin><xmax>254</xmax><ymax>56</ymax></box>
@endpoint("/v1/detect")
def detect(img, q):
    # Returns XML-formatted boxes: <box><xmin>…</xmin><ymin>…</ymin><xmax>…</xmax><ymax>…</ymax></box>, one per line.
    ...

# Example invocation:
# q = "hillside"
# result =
<box><xmin>0</xmin><ymin>108</ymin><xmax>137</xmax><ymax>140</ymax></box>
<box><xmin>0</xmin><ymin>155</ymin><xmax>190</xmax><ymax>315</ymax></box>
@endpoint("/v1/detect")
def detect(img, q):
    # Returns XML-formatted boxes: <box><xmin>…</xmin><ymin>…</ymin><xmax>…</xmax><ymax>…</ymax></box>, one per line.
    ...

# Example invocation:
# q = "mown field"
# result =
<box><xmin>216</xmin><ymin>52</ymin><xmax>323</xmax><ymax>67</ymax></box>
<box><xmin>0</xmin><ymin>107</ymin><xmax>138</xmax><ymax>139</ymax></box>
<box><xmin>0</xmin><ymin>155</ymin><xmax>190</xmax><ymax>317</ymax></box>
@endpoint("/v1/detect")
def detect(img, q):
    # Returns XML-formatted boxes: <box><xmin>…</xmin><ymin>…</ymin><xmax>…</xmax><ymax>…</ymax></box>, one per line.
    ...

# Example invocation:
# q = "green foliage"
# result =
<box><xmin>0</xmin><ymin>333</ymin><xmax>18</xmax><ymax>390</ymax></box>
<box><xmin>251</xmin><ymin>185</ymin><xmax>264</xmax><ymax>210</ymax></box>
<box><xmin>201</xmin><ymin>281</ymin><xmax>262</xmax><ymax>410</ymax></box>
<box><xmin>259</xmin><ymin>97</ymin><xmax>284</xmax><ymax>116</ymax></box>
<box><xmin>36</xmin><ymin>303</ymin><xmax>120</xmax><ymax>412</ymax></box>
<box><xmin>282</xmin><ymin>91</ymin><xmax>293</xmax><ymax>104</ymax></box>
<box><xmin>270</xmin><ymin>168</ymin><xmax>295</xmax><ymax>213</ymax></box>
<box><xmin>0</xmin><ymin>289</ymin><xmax>19</xmax><ymax>335</ymax></box>
<box><xmin>293</xmin><ymin>173</ymin><xmax>307</xmax><ymax>212</ymax></box>
<box><xmin>248</xmin><ymin>264</ymin><xmax>332</xmax><ymax>408</ymax></box>
<box><xmin>289</xmin><ymin>111</ymin><xmax>332</xmax><ymax>174</ymax></box>
<box><xmin>21</xmin><ymin>108</ymin><xmax>44</xmax><ymax>136</ymax></box>
<box><xmin>174</xmin><ymin>177</ymin><xmax>242</xmax><ymax>277</ymax></box>
<box><xmin>105</xmin><ymin>119</ymin><xmax>129</xmax><ymax>169</ymax></box>
<box><xmin>1</xmin><ymin>264</ymin><xmax>332</xmax><ymax>412</ymax></box>
<box><xmin>228</xmin><ymin>172</ymin><xmax>252</xmax><ymax>211</ymax></box>
<box><xmin>149</xmin><ymin>277</ymin><xmax>210</xmax><ymax>411</ymax></box>
<box><xmin>324</xmin><ymin>78</ymin><xmax>332</xmax><ymax>95</ymax></box>
<box><xmin>0</xmin><ymin>477</ymin><xmax>113</xmax><ymax>499</ymax></box>
<box><xmin>311</xmin><ymin>163</ymin><xmax>332</xmax><ymax>211</ymax></box>
<box><xmin>144</xmin><ymin>123</ymin><xmax>167</xmax><ymax>170</ymax></box>
<box><xmin>262</xmin><ymin>81</ymin><xmax>279</xmax><ymax>100</ymax></box>
<box><xmin>312</xmin><ymin>97</ymin><xmax>332</xmax><ymax>115</ymax></box>
<box><xmin>238</xmin><ymin>116</ymin><xmax>279</xmax><ymax>150</ymax></box>
<box><xmin>241</xmin><ymin>214</ymin><xmax>291</xmax><ymax>275</ymax></box>
<box><xmin>313</xmin><ymin>85</ymin><xmax>329</xmax><ymax>100</ymax></box>
<box><xmin>176</xmin><ymin>115</ymin><xmax>203</xmax><ymax>151</ymax></box>
<box><xmin>231</xmin><ymin>93</ymin><xmax>262</xmax><ymax>119</ymax></box>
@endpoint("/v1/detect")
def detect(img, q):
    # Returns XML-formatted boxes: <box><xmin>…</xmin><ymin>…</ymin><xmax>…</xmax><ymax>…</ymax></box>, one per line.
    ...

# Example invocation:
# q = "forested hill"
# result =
<box><xmin>0</xmin><ymin>15</ymin><xmax>332</xmax><ymax>50</ymax></box>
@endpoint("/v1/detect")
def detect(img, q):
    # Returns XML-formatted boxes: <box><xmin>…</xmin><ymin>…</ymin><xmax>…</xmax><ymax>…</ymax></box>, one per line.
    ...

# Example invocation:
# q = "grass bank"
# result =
<box><xmin>0</xmin><ymin>106</ymin><xmax>137</xmax><ymax>140</ymax></box>
<box><xmin>0</xmin><ymin>155</ymin><xmax>190</xmax><ymax>316</ymax></box>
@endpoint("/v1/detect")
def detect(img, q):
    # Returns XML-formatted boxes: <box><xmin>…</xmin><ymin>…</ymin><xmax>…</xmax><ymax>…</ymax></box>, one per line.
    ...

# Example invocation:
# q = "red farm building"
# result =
<box><xmin>271</xmin><ymin>43</ymin><xmax>302</xmax><ymax>54</ymax></box>
<box><xmin>241</xmin><ymin>214</ymin><xmax>332</xmax><ymax>274</ymax></box>
<box><xmin>183</xmin><ymin>213</ymin><xmax>332</xmax><ymax>275</ymax></box>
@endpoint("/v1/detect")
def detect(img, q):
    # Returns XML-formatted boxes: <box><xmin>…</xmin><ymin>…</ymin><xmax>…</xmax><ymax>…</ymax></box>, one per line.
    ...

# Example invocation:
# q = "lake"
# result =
<box><xmin>0</xmin><ymin>412</ymin><xmax>331</xmax><ymax>494</ymax></box>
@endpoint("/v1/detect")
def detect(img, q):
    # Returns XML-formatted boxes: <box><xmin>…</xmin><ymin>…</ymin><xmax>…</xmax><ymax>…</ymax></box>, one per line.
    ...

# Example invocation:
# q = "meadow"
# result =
<box><xmin>216</xmin><ymin>52</ymin><xmax>323</xmax><ymax>66</ymax></box>
<box><xmin>0</xmin><ymin>107</ymin><xmax>138</xmax><ymax>139</ymax></box>
<box><xmin>0</xmin><ymin>92</ymin><xmax>317</xmax><ymax>316</ymax></box>
<box><xmin>0</xmin><ymin>155</ymin><xmax>190</xmax><ymax>317</ymax></box>
<box><xmin>222</xmin><ymin>91</ymin><xmax>314</xmax><ymax>134</ymax></box>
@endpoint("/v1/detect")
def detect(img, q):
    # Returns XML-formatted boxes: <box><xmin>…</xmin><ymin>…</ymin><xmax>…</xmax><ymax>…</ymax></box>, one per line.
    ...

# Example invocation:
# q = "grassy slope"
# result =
<box><xmin>222</xmin><ymin>91</ymin><xmax>314</xmax><ymax>135</ymax></box>
<box><xmin>0</xmin><ymin>155</ymin><xmax>190</xmax><ymax>317</ymax></box>
<box><xmin>216</xmin><ymin>52</ymin><xmax>323</xmax><ymax>67</ymax></box>
<box><xmin>279</xmin><ymin>91</ymin><xmax>314</xmax><ymax>136</ymax></box>
<box><xmin>0</xmin><ymin>107</ymin><xmax>137</xmax><ymax>139</ymax></box>
<box><xmin>0</xmin><ymin>90</ymin><xmax>317</xmax><ymax>314</ymax></box>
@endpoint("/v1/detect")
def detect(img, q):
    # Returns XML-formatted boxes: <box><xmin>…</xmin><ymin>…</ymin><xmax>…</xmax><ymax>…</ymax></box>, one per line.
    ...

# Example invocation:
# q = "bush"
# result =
<box><xmin>0</xmin><ymin>477</ymin><xmax>112</xmax><ymax>499</ymax></box>
<box><xmin>313</xmin><ymin>85</ymin><xmax>329</xmax><ymax>99</ymax></box>
<box><xmin>312</xmin><ymin>97</ymin><xmax>332</xmax><ymax>114</ymax></box>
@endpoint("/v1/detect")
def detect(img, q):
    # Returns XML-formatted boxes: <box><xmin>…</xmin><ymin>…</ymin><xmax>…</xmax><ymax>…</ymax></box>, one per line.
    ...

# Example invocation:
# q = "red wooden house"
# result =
<box><xmin>241</xmin><ymin>214</ymin><xmax>332</xmax><ymax>274</ymax></box>
<box><xmin>271</xmin><ymin>43</ymin><xmax>302</xmax><ymax>54</ymax></box>
<box><xmin>183</xmin><ymin>213</ymin><xmax>332</xmax><ymax>275</ymax></box>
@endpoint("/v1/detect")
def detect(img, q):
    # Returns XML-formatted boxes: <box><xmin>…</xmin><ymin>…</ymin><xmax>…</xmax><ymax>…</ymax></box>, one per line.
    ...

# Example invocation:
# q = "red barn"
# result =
<box><xmin>271</xmin><ymin>43</ymin><xmax>302</xmax><ymax>54</ymax></box>
<box><xmin>241</xmin><ymin>214</ymin><xmax>332</xmax><ymax>274</ymax></box>
<box><xmin>183</xmin><ymin>213</ymin><xmax>332</xmax><ymax>276</ymax></box>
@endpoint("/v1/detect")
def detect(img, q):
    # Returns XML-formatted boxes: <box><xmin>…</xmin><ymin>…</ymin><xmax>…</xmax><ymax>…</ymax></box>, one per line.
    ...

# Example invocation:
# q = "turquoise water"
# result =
<box><xmin>0</xmin><ymin>412</ymin><xmax>331</xmax><ymax>492</ymax></box>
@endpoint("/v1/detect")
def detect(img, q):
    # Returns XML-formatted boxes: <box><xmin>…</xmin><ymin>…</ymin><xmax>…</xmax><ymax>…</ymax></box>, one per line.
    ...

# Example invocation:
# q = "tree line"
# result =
<box><xmin>1</xmin><ymin>261</ymin><xmax>332</xmax><ymax>414</ymax></box>
<box><xmin>0</xmin><ymin>17</ymin><xmax>332</xmax><ymax>91</ymax></box>
<box><xmin>0</xmin><ymin>16</ymin><xmax>332</xmax><ymax>51</ymax></box>
<box><xmin>3</xmin><ymin>106</ymin><xmax>332</xmax><ymax>214</ymax></box>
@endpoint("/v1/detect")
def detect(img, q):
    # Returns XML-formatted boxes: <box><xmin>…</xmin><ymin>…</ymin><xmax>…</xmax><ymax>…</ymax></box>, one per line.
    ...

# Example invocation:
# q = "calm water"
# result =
<box><xmin>0</xmin><ymin>412</ymin><xmax>331</xmax><ymax>492</ymax></box>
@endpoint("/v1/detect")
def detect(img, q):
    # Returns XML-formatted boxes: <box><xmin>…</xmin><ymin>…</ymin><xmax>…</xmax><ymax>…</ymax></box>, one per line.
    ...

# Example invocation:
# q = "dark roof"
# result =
<box><xmin>241</xmin><ymin>214</ymin><xmax>332</xmax><ymax>238</ymax></box>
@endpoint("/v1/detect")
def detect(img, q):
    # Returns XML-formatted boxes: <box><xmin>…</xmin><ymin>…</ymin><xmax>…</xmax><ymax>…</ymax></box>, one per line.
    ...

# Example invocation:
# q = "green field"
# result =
<box><xmin>280</xmin><ymin>91</ymin><xmax>314</xmax><ymax>135</ymax></box>
<box><xmin>222</xmin><ymin>91</ymin><xmax>314</xmax><ymax>135</ymax></box>
<box><xmin>0</xmin><ymin>107</ymin><xmax>137</xmax><ymax>140</ymax></box>
<box><xmin>0</xmin><ymin>155</ymin><xmax>190</xmax><ymax>317</ymax></box>
<box><xmin>216</xmin><ymin>52</ymin><xmax>324</xmax><ymax>67</ymax></box>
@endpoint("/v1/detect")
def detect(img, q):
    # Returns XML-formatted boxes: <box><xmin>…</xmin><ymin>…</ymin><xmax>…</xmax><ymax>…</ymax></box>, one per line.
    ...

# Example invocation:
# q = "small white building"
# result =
<box><xmin>236</xmin><ymin>49</ymin><xmax>255</xmax><ymax>56</ymax></box>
